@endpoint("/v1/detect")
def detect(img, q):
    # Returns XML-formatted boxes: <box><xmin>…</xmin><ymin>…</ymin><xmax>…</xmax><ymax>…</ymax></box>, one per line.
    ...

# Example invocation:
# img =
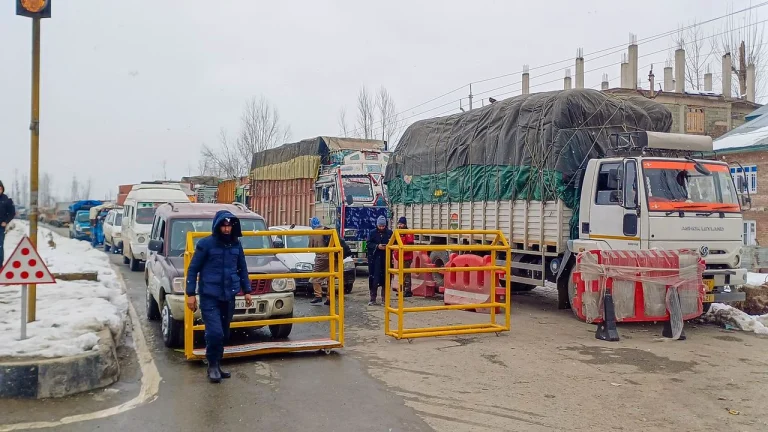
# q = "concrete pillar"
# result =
<box><xmin>747</xmin><ymin>63</ymin><xmax>756</xmax><ymax>102</ymax></box>
<box><xmin>522</xmin><ymin>64</ymin><xmax>530</xmax><ymax>95</ymax></box>
<box><xmin>722</xmin><ymin>53</ymin><xmax>732</xmax><ymax>98</ymax></box>
<box><xmin>675</xmin><ymin>48</ymin><xmax>685</xmax><ymax>93</ymax></box>
<box><xmin>628</xmin><ymin>42</ymin><xmax>638</xmax><ymax>89</ymax></box>
<box><xmin>704</xmin><ymin>72</ymin><xmax>713</xmax><ymax>92</ymax></box>
<box><xmin>564</xmin><ymin>69</ymin><xmax>572</xmax><ymax>90</ymax></box>
<box><xmin>663</xmin><ymin>66</ymin><xmax>674</xmax><ymax>92</ymax></box>
<box><xmin>620</xmin><ymin>61</ymin><xmax>629</xmax><ymax>88</ymax></box>
<box><xmin>601</xmin><ymin>73</ymin><xmax>609</xmax><ymax>90</ymax></box>
<box><xmin>575</xmin><ymin>56</ymin><xmax>585</xmax><ymax>89</ymax></box>
<box><xmin>679</xmin><ymin>104</ymin><xmax>687</xmax><ymax>134</ymax></box>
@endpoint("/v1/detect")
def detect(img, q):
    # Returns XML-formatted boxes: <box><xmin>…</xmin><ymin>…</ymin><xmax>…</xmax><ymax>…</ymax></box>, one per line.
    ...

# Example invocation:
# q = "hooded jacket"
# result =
<box><xmin>185</xmin><ymin>210</ymin><xmax>252</xmax><ymax>300</ymax></box>
<box><xmin>0</xmin><ymin>181</ymin><xmax>15</xmax><ymax>225</ymax></box>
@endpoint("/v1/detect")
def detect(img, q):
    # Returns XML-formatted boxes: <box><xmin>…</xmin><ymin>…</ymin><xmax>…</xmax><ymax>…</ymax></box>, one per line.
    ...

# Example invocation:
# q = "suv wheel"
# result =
<box><xmin>123</xmin><ymin>255</ymin><xmax>130</xmax><ymax>265</ymax></box>
<box><xmin>130</xmin><ymin>256</ymin><xmax>141</xmax><ymax>272</ymax></box>
<box><xmin>161</xmin><ymin>301</ymin><xmax>183</xmax><ymax>348</ymax></box>
<box><xmin>269</xmin><ymin>314</ymin><xmax>293</xmax><ymax>339</ymax></box>
<box><xmin>146</xmin><ymin>287</ymin><xmax>161</xmax><ymax>321</ymax></box>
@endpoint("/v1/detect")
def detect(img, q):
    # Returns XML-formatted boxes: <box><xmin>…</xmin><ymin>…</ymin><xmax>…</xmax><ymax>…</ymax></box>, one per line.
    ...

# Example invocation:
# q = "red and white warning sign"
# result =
<box><xmin>0</xmin><ymin>236</ymin><xmax>55</xmax><ymax>285</ymax></box>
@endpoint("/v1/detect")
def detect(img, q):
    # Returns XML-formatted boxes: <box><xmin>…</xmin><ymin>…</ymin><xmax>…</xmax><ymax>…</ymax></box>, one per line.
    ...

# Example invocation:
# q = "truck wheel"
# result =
<box><xmin>565</xmin><ymin>267</ymin><xmax>580</xmax><ymax>317</ymax></box>
<box><xmin>146</xmin><ymin>287</ymin><xmax>161</xmax><ymax>321</ymax></box>
<box><xmin>269</xmin><ymin>314</ymin><xmax>293</xmax><ymax>339</ymax></box>
<box><xmin>130</xmin><ymin>256</ymin><xmax>141</xmax><ymax>272</ymax></box>
<box><xmin>123</xmin><ymin>255</ymin><xmax>130</xmax><ymax>265</ymax></box>
<box><xmin>104</xmin><ymin>243</ymin><xmax>111</xmax><ymax>252</ymax></box>
<box><xmin>161</xmin><ymin>301</ymin><xmax>183</xmax><ymax>348</ymax></box>
<box><xmin>429</xmin><ymin>251</ymin><xmax>450</xmax><ymax>287</ymax></box>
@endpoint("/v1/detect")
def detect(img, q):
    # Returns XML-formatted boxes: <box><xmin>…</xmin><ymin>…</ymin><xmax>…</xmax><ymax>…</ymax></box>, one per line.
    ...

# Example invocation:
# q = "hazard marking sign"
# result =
<box><xmin>0</xmin><ymin>236</ymin><xmax>55</xmax><ymax>285</ymax></box>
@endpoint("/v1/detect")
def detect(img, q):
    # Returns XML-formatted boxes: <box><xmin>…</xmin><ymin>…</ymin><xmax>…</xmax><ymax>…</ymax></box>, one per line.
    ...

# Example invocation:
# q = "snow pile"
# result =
<box><xmin>747</xmin><ymin>272</ymin><xmax>768</xmax><ymax>287</ymax></box>
<box><xmin>0</xmin><ymin>221</ymin><xmax>128</xmax><ymax>358</ymax></box>
<box><xmin>703</xmin><ymin>303</ymin><xmax>768</xmax><ymax>336</ymax></box>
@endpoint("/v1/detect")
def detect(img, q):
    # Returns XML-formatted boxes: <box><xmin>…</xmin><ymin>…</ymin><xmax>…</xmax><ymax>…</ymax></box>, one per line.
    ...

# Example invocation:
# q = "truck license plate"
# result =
<box><xmin>703</xmin><ymin>279</ymin><xmax>714</xmax><ymax>291</ymax></box>
<box><xmin>704</xmin><ymin>294</ymin><xmax>715</xmax><ymax>303</ymax></box>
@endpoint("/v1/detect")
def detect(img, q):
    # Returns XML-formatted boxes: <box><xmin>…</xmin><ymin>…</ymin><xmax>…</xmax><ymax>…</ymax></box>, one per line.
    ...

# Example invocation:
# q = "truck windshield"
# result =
<box><xmin>642</xmin><ymin>160</ymin><xmax>739</xmax><ymax>212</ymax></box>
<box><xmin>136</xmin><ymin>208</ymin><xmax>156</xmax><ymax>224</ymax></box>
<box><xmin>342</xmin><ymin>176</ymin><xmax>374</xmax><ymax>201</ymax></box>
<box><xmin>169</xmin><ymin>218</ymin><xmax>269</xmax><ymax>256</ymax></box>
<box><xmin>76</xmin><ymin>213</ymin><xmax>90</xmax><ymax>223</ymax></box>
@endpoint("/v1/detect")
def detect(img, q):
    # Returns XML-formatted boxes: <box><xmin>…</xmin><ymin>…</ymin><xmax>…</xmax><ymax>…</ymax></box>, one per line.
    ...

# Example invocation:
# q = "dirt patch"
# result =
<box><xmin>565</xmin><ymin>345</ymin><xmax>698</xmax><ymax>374</ymax></box>
<box><xmin>713</xmin><ymin>335</ymin><xmax>744</xmax><ymax>342</ymax></box>
<box><xmin>734</xmin><ymin>284</ymin><xmax>768</xmax><ymax>315</ymax></box>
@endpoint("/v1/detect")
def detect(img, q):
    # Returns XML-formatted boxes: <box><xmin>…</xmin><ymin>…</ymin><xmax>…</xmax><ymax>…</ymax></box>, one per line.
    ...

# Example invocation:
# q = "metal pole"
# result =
<box><xmin>21</xmin><ymin>284</ymin><xmax>28</xmax><ymax>340</ymax></box>
<box><xmin>28</xmin><ymin>17</ymin><xmax>41</xmax><ymax>322</ymax></box>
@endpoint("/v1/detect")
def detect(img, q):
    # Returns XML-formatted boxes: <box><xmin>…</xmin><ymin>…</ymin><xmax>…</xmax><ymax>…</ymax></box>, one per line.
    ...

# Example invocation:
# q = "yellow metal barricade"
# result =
<box><xmin>183</xmin><ymin>229</ymin><xmax>344</xmax><ymax>361</ymax></box>
<box><xmin>385</xmin><ymin>229</ymin><xmax>511</xmax><ymax>339</ymax></box>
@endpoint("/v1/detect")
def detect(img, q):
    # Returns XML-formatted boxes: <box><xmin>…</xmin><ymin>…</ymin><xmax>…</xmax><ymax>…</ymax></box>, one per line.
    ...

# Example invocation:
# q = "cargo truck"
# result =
<box><xmin>385</xmin><ymin>89</ymin><xmax>747</xmax><ymax>316</ymax></box>
<box><xmin>251</xmin><ymin>136</ymin><xmax>389</xmax><ymax>265</ymax></box>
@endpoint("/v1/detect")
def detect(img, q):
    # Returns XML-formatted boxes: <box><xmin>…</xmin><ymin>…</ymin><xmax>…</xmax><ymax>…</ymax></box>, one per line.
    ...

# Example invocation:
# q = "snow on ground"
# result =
<box><xmin>746</xmin><ymin>272</ymin><xmax>768</xmax><ymax>286</ymax></box>
<box><xmin>0</xmin><ymin>221</ymin><xmax>128</xmax><ymax>358</ymax></box>
<box><xmin>704</xmin><ymin>303</ymin><xmax>768</xmax><ymax>336</ymax></box>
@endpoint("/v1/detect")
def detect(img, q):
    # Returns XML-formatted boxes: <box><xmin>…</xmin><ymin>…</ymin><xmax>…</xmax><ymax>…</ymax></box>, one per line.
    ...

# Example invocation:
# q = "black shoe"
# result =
<box><xmin>218</xmin><ymin>367</ymin><xmax>231</xmax><ymax>379</ymax></box>
<box><xmin>207</xmin><ymin>367</ymin><xmax>222</xmax><ymax>383</ymax></box>
<box><xmin>324</xmin><ymin>299</ymin><xmax>331</xmax><ymax>306</ymax></box>
<box><xmin>310</xmin><ymin>297</ymin><xmax>323</xmax><ymax>305</ymax></box>
<box><xmin>404</xmin><ymin>290</ymin><xmax>413</xmax><ymax>298</ymax></box>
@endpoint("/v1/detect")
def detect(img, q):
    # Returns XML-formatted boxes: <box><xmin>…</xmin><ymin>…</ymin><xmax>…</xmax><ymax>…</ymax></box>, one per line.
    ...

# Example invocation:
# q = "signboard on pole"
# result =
<box><xmin>0</xmin><ymin>236</ymin><xmax>55</xmax><ymax>285</ymax></box>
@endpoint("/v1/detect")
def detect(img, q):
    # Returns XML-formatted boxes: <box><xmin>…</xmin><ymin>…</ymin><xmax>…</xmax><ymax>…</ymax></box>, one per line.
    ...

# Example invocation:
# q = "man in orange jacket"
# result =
<box><xmin>395</xmin><ymin>217</ymin><xmax>414</xmax><ymax>298</ymax></box>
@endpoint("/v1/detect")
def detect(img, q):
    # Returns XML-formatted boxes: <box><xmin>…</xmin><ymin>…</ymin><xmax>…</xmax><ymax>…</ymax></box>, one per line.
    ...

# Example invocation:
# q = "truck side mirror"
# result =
<box><xmin>346</xmin><ymin>194</ymin><xmax>354</xmax><ymax>206</ymax></box>
<box><xmin>741</xmin><ymin>194</ymin><xmax>752</xmax><ymax>209</ymax></box>
<box><xmin>623</xmin><ymin>214</ymin><xmax>638</xmax><ymax>236</ymax></box>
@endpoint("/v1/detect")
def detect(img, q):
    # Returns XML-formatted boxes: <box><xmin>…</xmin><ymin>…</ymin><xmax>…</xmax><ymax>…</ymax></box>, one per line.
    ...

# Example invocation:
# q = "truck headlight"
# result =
<box><xmin>172</xmin><ymin>277</ymin><xmax>185</xmax><ymax>294</ymax></box>
<box><xmin>75</xmin><ymin>225</ymin><xmax>82</xmax><ymax>231</ymax></box>
<box><xmin>344</xmin><ymin>260</ymin><xmax>355</xmax><ymax>271</ymax></box>
<box><xmin>732</xmin><ymin>254</ymin><xmax>741</xmax><ymax>268</ymax></box>
<box><xmin>296</xmin><ymin>262</ymin><xmax>313</xmax><ymax>271</ymax></box>
<box><xmin>272</xmin><ymin>278</ymin><xmax>295</xmax><ymax>292</ymax></box>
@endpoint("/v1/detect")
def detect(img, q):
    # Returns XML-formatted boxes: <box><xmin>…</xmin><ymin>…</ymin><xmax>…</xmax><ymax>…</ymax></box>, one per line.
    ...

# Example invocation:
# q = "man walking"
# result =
<box><xmin>367</xmin><ymin>216</ymin><xmax>392</xmax><ymax>305</ymax></box>
<box><xmin>0</xmin><ymin>181</ymin><xmax>16</xmax><ymax>265</ymax></box>
<box><xmin>395</xmin><ymin>217</ymin><xmax>414</xmax><ymax>298</ymax></box>
<box><xmin>185</xmin><ymin>210</ymin><xmax>252</xmax><ymax>383</ymax></box>
<box><xmin>308</xmin><ymin>217</ymin><xmax>331</xmax><ymax>306</ymax></box>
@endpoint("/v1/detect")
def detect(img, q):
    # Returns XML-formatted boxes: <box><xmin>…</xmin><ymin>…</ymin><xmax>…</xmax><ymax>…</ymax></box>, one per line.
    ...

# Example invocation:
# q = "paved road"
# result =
<box><xmin>2</xmin><ymin>229</ymin><xmax>432</xmax><ymax>432</ymax></box>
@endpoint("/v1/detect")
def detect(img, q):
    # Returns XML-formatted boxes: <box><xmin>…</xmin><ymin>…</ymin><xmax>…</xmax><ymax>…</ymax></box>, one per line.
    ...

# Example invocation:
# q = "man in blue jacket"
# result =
<box><xmin>366</xmin><ymin>216</ymin><xmax>392</xmax><ymax>306</ymax></box>
<box><xmin>186</xmin><ymin>210</ymin><xmax>252</xmax><ymax>383</ymax></box>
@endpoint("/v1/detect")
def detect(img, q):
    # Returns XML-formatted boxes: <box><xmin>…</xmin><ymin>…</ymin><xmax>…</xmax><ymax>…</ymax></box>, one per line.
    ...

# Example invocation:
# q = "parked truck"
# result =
<box><xmin>68</xmin><ymin>200</ymin><xmax>103</xmax><ymax>241</ymax></box>
<box><xmin>251</xmin><ymin>136</ymin><xmax>390</xmax><ymax>265</ymax></box>
<box><xmin>385</xmin><ymin>89</ymin><xmax>747</xmax><ymax>316</ymax></box>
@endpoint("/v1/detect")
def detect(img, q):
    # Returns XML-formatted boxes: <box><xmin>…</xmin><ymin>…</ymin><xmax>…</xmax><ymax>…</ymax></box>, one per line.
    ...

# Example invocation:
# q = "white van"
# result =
<box><xmin>122</xmin><ymin>184</ymin><xmax>190</xmax><ymax>271</ymax></box>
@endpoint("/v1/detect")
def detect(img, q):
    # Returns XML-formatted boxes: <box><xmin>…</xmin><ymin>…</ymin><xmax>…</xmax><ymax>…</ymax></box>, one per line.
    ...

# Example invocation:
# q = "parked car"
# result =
<box><xmin>69</xmin><ymin>210</ymin><xmax>92</xmax><ymax>241</ymax></box>
<box><xmin>103</xmin><ymin>209</ymin><xmax>123</xmax><ymax>253</ymax></box>
<box><xmin>145</xmin><ymin>203</ymin><xmax>295</xmax><ymax>348</ymax></box>
<box><xmin>269</xmin><ymin>225</ymin><xmax>356</xmax><ymax>295</ymax></box>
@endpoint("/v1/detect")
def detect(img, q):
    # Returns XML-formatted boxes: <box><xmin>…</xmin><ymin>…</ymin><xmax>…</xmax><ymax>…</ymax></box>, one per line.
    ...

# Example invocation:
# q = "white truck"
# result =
<box><xmin>385</xmin><ymin>90</ymin><xmax>747</xmax><ymax>315</ymax></box>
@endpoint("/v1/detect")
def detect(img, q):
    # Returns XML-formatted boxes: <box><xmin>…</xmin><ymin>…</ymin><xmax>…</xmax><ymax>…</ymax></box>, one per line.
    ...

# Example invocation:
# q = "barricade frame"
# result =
<box><xmin>183</xmin><ymin>229</ymin><xmax>344</xmax><ymax>360</ymax></box>
<box><xmin>385</xmin><ymin>229</ymin><xmax>512</xmax><ymax>339</ymax></box>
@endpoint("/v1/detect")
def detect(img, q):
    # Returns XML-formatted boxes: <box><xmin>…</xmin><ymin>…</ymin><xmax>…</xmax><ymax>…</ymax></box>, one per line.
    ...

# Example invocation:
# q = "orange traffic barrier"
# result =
<box><xmin>440</xmin><ymin>254</ymin><xmax>504</xmax><ymax>314</ymax></box>
<box><xmin>391</xmin><ymin>251</ymin><xmax>437</xmax><ymax>297</ymax></box>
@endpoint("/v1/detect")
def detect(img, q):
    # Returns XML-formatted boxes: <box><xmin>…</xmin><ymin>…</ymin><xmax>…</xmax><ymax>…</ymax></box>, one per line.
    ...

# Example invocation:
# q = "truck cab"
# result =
<box><xmin>567</xmin><ymin>132</ymin><xmax>747</xmax><ymax>307</ymax></box>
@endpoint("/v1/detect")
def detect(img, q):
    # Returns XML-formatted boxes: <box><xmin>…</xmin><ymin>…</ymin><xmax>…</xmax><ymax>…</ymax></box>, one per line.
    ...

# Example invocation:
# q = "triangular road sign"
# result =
<box><xmin>0</xmin><ymin>236</ymin><xmax>56</xmax><ymax>285</ymax></box>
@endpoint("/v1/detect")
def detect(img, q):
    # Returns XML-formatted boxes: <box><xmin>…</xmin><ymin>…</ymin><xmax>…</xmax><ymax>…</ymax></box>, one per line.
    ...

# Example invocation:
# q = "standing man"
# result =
<box><xmin>0</xmin><ymin>181</ymin><xmax>15</xmax><ymax>265</ymax></box>
<box><xmin>395</xmin><ymin>217</ymin><xmax>414</xmax><ymax>298</ymax></box>
<box><xmin>367</xmin><ymin>216</ymin><xmax>392</xmax><ymax>306</ymax></box>
<box><xmin>185</xmin><ymin>210</ymin><xmax>252</xmax><ymax>383</ymax></box>
<box><xmin>308</xmin><ymin>216</ymin><xmax>331</xmax><ymax>306</ymax></box>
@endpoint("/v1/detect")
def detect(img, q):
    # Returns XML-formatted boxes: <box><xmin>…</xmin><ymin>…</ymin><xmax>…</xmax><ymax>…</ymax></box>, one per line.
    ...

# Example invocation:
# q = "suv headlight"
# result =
<box><xmin>172</xmin><ymin>277</ymin><xmax>185</xmax><ymax>294</ymax></box>
<box><xmin>296</xmin><ymin>262</ymin><xmax>313</xmax><ymax>271</ymax></box>
<box><xmin>272</xmin><ymin>278</ymin><xmax>295</xmax><ymax>292</ymax></box>
<box><xmin>344</xmin><ymin>259</ymin><xmax>355</xmax><ymax>271</ymax></box>
<box><xmin>138</xmin><ymin>236</ymin><xmax>146</xmax><ymax>244</ymax></box>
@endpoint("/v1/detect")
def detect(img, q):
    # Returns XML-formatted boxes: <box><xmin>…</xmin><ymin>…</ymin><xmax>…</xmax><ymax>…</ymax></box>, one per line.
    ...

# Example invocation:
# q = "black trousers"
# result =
<box><xmin>199</xmin><ymin>295</ymin><xmax>235</xmax><ymax>366</ymax></box>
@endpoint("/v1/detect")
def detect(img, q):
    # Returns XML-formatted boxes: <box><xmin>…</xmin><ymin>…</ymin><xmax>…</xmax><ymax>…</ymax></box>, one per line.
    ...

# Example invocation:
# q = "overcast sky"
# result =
<box><xmin>0</xmin><ymin>0</ymin><xmax>761</xmax><ymax>202</ymax></box>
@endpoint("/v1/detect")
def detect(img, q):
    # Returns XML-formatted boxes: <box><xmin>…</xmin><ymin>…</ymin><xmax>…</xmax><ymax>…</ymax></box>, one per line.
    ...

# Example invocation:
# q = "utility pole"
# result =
<box><xmin>17</xmin><ymin>0</ymin><xmax>52</xmax><ymax>322</ymax></box>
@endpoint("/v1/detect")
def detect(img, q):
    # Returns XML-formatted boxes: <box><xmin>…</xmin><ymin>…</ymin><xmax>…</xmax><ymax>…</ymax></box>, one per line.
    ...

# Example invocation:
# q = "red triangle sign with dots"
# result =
<box><xmin>0</xmin><ymin>236</ymin><xmax>55</xmax><ymax>285</ymax></box>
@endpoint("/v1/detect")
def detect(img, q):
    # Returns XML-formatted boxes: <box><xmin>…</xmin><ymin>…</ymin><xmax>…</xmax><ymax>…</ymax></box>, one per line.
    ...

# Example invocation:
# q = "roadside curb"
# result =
<box><xmin>0</xmin><ymin>265</ymin><xmax>130</xmax><ymax>399</ymax></box>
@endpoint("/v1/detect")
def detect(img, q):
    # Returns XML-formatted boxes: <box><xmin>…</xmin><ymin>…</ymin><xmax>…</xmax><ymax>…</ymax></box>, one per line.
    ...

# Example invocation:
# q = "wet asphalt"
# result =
<box><xmin>1</xmin><ymin>229</ymin><xmax>432</xmax><ymax>432</ymax></box>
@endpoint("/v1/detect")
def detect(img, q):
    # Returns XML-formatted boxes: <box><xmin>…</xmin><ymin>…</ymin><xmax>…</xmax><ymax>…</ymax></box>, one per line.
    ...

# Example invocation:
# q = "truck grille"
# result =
<box><xmin>250</xmin><ymin>278</ymin><xmax>272</xmax><ymax>295</ymax></box>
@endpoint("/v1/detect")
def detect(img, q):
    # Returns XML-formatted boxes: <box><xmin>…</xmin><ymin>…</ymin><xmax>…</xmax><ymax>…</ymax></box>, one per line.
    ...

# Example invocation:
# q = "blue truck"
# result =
<box><xmin>68</xmin><ymin>200</ymin><xmax>103</xmax><ymax>241</ymax></box>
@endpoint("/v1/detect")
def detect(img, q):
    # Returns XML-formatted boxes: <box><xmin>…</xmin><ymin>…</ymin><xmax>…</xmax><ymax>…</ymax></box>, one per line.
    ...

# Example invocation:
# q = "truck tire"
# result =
<box><xmin>146</xmin><ymin>287</ymin><xmax>161</xmax><ymax>321</ymax></box>
<box><xmin>161</xmin><ymin>301</ymin><xmax>183</xmax><ymax>348</ymax></box>
<box><xmin>123</xmin><ymin>255</ymin><xmax>130</xmax><ymax>265</ymax></box>
<box><xmin>269</xmin><ymin>314</ymin><xmax>293</xmax><ymax>339</ymax></box>
<box><xmin>565</xmin><ymin>267</ymin><xmax>580</xmax><ymax>317</ymax></box>
<box><xmin>130</xmin><ymin>256</ymin><xmax>141</xmax><ymax>272</ymax></box>
<box><xmin>429</xmin><ymin>251</ymin><xmax>450</xmax><ymax>287</ymax></box>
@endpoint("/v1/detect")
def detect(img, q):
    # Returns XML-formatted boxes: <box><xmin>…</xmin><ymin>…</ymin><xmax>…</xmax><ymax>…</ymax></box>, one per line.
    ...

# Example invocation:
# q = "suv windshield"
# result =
<box><xmin>643</xmin><ymin>160</ymin><xmax>739</xmax><ymax>212</ymax></box>
<box><xmin>76</xmin><ymin>212</ymin><xmax>90</xmax><ymax>223</ymax></box>
<box><xmin>341</xmin><ymin>176</ymin><xmax>374</xmax><ymax>201</ymax></box>
<box><xmin>168</xmin><ymin>218</ymin><xmax>269</xmax><ymax>256</ymax></box>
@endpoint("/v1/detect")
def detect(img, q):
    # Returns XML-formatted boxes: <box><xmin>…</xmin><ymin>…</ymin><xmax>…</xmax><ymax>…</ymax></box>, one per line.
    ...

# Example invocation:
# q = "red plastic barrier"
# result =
<box><xmin>391</xmin><ymin>252</ymin><xmax>438</xmax><ymax>297</ymax></box>
<box><xmin>440</xmin><ymin>254</ymin><xmax>503</xmax><ymax>314</ymax></box>
<box><xmin>573</xmin><ymin>249</ymin><xmax>705</xmax><ymax>323</ymax></box>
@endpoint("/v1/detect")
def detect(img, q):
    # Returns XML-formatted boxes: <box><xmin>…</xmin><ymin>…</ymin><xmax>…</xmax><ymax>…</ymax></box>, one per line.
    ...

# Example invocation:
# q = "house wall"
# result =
<box><xmin>718</xmin><ymin>150</ymin><xmax>768</xmax><ymax>246</ymax></box>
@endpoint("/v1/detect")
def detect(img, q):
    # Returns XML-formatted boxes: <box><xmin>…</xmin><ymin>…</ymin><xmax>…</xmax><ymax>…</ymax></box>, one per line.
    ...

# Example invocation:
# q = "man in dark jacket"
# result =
<box><xmin>0</xmin><ymin>181</ymin><xmax>16</xmax><ymax>265</ymax></box>
<box><xmin>185</xmin><ymin>210</ymin><xmax>252</xmax><ymax>383</ymax></box>
<box><xmin>366</xmin><ymin>216</ymin><xmax>392</xmax><ymax>306</ymax></box>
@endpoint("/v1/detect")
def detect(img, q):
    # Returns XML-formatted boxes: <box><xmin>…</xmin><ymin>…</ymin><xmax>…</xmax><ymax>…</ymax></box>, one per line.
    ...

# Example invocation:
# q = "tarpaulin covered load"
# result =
<box><xmin>384</xmin><ymin>89</ymin><xmax>672</xmax><ymax>236</ymax></box>
<box><xmin>250</xmin><ymin>136</ymin><xmax>385</xmax><ymax>180</ymax></box>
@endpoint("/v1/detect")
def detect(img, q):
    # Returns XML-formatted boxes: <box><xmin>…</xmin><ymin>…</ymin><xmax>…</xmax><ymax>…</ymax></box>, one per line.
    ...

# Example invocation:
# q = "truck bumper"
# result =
<box><xmin>703</xmin><ymin>268</ymin><xmax>747</xmax><ymax>303</ymax></box>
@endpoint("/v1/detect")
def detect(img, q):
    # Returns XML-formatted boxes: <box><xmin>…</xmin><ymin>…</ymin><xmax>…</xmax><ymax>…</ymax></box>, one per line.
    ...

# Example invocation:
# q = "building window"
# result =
<box><xmin>686</xmin><ymin>108</ymin><xmax>705</xmax><ymax>134</ymax></box>
<box><xmin>730</xmin><ymin>165</ymin><xmax>757</xmax><ymax>194</ymax></box>
<box><xmin>744</xmin><ymin>220</ymin><xmax>757</xmax><ymax>246</ymax></box>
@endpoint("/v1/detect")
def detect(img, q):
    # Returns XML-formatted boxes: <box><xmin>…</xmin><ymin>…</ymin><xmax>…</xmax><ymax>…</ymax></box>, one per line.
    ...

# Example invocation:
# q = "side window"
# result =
<box><xmin>595</xmin><ymin>162</ymin><xmax>621</xmax><ymax>205</ymax></box>
<box><xmin>623</xmin><ymin>160</ymin><xmax>638</xmax><ymax>208</ymax></box>
<box><xmin>150</xmin><ymin>216</ymin><xmax>160</xmax><ymax>239</ymax></box>
<box><xmin>315</xmin><ymin>187</ymin><xmax>322</xmax><ymax>203</ymax></box>
<box><xmin>159</xmin><ymin>220</ymin><xmax>166</xmax><ymax>241</ymax></box>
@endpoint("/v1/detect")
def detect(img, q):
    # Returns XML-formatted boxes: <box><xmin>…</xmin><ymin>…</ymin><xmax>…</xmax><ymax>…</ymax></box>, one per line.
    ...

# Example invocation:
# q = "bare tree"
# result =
<box><xmin>160</xmin><ymin>160</ymin><xmax>168</xmax><ymax>180</ymax></box>
<box><xmin>719</xmin><ymin>6</ymin><xmax>767</xmax><ymax>99</ymax></box>
<box><xmin>12</xmin><ymin>169</ymin><xmax>21</xmax><ymax>203</ymax></box>
<box><xmin>70</xmin><ymin>175</ymin><xmax>80</xmax><ymax>201</ymax></box>
<box><xmin>199</xmin><ymin>96</ymin><xmax>291</xmax><ymax>178</ymax></box>
<box><xmin>338</xmin><ymin>108</ymin><xmax>351</xmax><ymax>137</ymax></box>
<box><xmin>375</xmin><ymin>86</ymin><xmax>402</xmax><ymax>148</ymax></box>
<box><xmin>356</xmin><ymin>86</ymin><xmax>376</xmax><ymax>139</ymax></box>
<box><xmin>40</xmin><ymin>173</ymin><xmax>53</xmax><ymax>208</ymax></box>
<box><xmin>82</xmin><ymin>178</ymin><xmax>92</xmax><ymax>199</ymax></box>
<box><xmin>20</xmin><ymin>174</ymin><xmax>28</xmax><ymax>208</ymax></box>
<box><xmin>672</xmin><ymin>21</ymin><xmax>717</xmax><ymax>90</ymax></box>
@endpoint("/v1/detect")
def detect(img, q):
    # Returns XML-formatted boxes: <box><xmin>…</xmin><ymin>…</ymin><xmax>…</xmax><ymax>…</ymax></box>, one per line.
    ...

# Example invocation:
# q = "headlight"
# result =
<box><xmin>138</xmin><ymin>236</ymin><xmax>146</xmax><ymax>244</ymax></box>
<box><xmin>296</xmin><ymin>262</ymin><xmax>313</xmax><ymax>271</ymax></box>
<box><xmin>272</xmin><ymin>278</ymin><xmax>288</xmax><ymax>291</ymax></box>
<box><xmin>732</xmin><ymin>254</ymin><xmax>741</xmax><ymax>268</ymax></box>
<box><xmin>75</xmin><ymin>226</ymin><xmax>82</xmax><ymax>231</ymax></box>
<box><xmin>344</xmin><ymin>260</ymin><xmax>355</xmax><ymax>271</ymax></box>
<box><xmin>172</xmin><ymin>277</ymin><xmax>185</xmax><ymax>294</ymax></box>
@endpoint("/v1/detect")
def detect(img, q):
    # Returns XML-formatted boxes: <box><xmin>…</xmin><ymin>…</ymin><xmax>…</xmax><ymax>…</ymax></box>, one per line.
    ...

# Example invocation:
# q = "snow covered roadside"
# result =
<box><xmin>746</xmin><ymin>272</ymin><xmax>768</xmax><ymax>287</ymax></box>
<box><xmin>703</xmin><ymin>303</ymin><xmax>768</xmax><ymax>336</ymax></box>
<box><xmin>0</xmin><ymin>221</ymin><xmax>128</xmax><ymax>358</ymax></box>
